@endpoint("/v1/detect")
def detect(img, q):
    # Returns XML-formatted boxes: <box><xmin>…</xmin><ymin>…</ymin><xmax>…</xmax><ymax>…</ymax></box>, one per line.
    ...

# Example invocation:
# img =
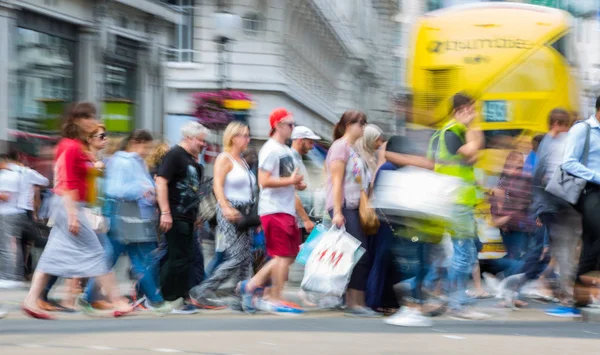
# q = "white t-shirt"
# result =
<box><xmin>0</xmin><ymin>169</ymin><xmax>23</xmax><ymax>215</ymax></box>
<box><xmin>258</xmin><ymin>139</ymin><xmax>296</xmax><ymax>216</ymax></box>
<box><xmin>10</xmin><ymin>163</ymin><xmax>50</xmax><ymax>211</ymax></box>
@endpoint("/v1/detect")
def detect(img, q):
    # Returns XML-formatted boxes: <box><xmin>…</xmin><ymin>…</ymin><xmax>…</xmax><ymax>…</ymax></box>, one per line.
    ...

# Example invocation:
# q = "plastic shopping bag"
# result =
<box><xmin>295</xmin><ymin>224</ymin><xmax>327</xmax><ymax>265</ymax></box>
<box><xmin>301</xmin><ymin>226</ymin><xmax>365</xmax><ymax>297</ymax></box>
<box><xmin>372</xmin><ymin>166</ymin><xmax>464</xmax><ymax>222</ymax></box>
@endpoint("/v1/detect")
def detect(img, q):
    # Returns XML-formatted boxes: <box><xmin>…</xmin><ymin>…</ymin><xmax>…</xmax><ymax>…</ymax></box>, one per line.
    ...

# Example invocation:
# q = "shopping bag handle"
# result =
<box><xmin>328</xmin><ymin>224</ymin><xmax>346</xmax><ymax>233</ymax></box>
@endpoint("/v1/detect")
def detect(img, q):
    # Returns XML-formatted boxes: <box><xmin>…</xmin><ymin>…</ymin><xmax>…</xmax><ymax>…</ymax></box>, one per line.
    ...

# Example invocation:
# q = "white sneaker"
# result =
<box><xmin>0</xmin><ymin>308</ymin><xmax>7</xmax><ymax>319</ymax></box>
<box><xmin>450</xmin><ymin>309</ymin><xmax>492</xmax><ymax>321</ymax></box>
<box><xmin>384</xmin><ymin>307</ymin><xmax>432</xmax><ymax>327</ymax></box>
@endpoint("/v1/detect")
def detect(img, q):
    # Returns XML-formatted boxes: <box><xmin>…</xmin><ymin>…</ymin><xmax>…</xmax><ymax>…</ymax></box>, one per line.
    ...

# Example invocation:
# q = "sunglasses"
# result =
<box><xmin>280</xmin><ymin>121</ymin><xmax>295</xmax><ymax>129</ymax></box>
<box><xmin>351</xmin><ymin>120</ymin><xmax>367</xmax><ymax>127</ymax></box>
<box><xmin>93</xmin><ymin>133</ymin><xmax>107</xmax><ymax>140</ymax></box>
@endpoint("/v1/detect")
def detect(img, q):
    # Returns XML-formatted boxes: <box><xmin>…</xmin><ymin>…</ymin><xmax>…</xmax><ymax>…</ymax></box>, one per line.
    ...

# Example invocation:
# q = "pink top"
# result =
<box><xmin>325</xmin><ymin>138</ymin><xmax>367</xmax><ymax>211</ymax></box>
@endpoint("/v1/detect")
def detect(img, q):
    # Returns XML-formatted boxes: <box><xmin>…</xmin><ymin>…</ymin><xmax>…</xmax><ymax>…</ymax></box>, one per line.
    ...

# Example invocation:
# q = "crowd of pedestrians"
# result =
<box><xmin>1</xmin><ymin>93</ymin><xmax>600</xmax><ymax>325</ymax></box>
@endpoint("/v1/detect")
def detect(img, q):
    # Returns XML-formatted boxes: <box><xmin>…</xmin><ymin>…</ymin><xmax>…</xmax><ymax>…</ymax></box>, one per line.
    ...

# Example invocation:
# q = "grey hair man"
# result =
<box><xmin>156</xmin><ymin>121</ymin><xmax>209</xmax><ymax>312</ymax></box>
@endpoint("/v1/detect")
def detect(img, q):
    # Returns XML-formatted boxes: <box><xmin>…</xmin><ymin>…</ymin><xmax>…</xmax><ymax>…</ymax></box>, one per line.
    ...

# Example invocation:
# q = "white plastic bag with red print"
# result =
<box><xmin>301</xmin><ymin>226</ymin><xmax>365</xmax><ymax>297</ymax></box>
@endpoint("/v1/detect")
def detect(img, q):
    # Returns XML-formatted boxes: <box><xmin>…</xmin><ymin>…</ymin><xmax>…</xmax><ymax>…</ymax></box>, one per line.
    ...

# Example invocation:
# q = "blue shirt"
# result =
<box><xmin>523</xmin><ymin>151</ymin><xmax>536</xmax><ymax>175</ymax></box>
<box><xmin>563</xmin><ymin>116</ymin><xmax>600</xmax><ymax>185</ymax></box>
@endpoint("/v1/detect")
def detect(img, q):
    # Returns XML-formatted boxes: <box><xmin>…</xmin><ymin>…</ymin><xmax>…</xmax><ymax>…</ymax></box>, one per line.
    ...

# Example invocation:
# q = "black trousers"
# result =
<box><xmin>576</xmin><ymin>185</ymin><xmax>600</xmax><ymax>281</ymax></box>
<box><xmin>160</xmin><ymin>219</ymin><xmax>195</xmax><ymax>301</ymax></box>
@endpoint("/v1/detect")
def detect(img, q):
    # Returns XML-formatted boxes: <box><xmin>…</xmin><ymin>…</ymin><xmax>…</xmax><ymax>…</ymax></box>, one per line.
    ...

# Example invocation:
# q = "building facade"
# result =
<box><xmin>0</xmin><ymin>0</ymin><xmax>179</xmax><ymax>143</ymax></box>
<box><xmin>164</xmin><ymin>0</ymin><xmax>399</xmax><ymax>141</ymax></box>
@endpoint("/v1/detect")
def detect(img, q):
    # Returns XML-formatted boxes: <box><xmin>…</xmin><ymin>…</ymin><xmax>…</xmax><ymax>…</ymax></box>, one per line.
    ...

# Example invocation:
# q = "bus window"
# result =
<box><xmin>484</xmin><ymin>129</ymin><xmax>522</xmax><ymax>149</ymax></box>
<box><xmin>550</xmin><ymin>32</ymin><xmax>577</xmax><ymax>67</ymax></box>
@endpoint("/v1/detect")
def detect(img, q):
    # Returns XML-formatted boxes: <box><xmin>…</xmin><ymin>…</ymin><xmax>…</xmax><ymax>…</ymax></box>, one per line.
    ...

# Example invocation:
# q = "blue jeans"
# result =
<box><xmin>389</xmin><ymin>237</ymin><xmax>431</xmax><ymax>303</ymax></box>
<box><xmin>449</xmin><ymin>238</ymin><xmax>477</xmax><ymax>311</ymax></box>
<box><xmin>501</xmin><ymin>230</ymin><xmax>529</xmax><ymax>260</ymax></box>
<box><xmin>84</xmin><ymin>239</ymin><xmax>162</xmax><ymax>304</ymax></box>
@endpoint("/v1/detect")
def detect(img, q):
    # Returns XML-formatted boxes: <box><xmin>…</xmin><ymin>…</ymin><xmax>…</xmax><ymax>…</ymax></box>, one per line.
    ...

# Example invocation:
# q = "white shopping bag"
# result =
<box><xmin>371</xmin><ymin>166</ymin><xmax>464</xmax><ymax>222</ymax></box>
<box><xmin>301</xmin><ymin>226</ymin><xmax>364</xmax><ymax>297</ymax></box>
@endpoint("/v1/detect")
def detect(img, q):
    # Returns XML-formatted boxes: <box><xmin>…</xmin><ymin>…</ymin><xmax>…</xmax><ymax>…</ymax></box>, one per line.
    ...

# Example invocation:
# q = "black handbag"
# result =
<box><xmin>235</xmin><ymin>158</ymin><xmax>261</xmax><ymax>231</ymax></box>
<box><xmin>198</xmin><ymin>177</ymin><xmax>218</xmax><ymax>223</ymax></box>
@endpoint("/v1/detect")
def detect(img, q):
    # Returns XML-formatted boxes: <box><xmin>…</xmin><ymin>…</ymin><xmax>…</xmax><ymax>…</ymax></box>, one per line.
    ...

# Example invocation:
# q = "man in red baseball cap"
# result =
<box><xmin>237</xmin><ymin>108</ymin><xmax>306</xmax><ymax>315</ymax></box>
<box><xmin>269</xmin><ymin>108</ymin><xmax>293</xmax><ymax>136</ymax></box>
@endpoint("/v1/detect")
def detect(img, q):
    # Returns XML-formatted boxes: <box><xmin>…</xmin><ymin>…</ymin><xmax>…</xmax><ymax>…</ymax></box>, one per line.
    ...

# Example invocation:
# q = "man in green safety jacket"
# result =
<box><xmin>428</xmin><ymin>93</ymin><xmax>489</xmax><ymax>320</ymax></box>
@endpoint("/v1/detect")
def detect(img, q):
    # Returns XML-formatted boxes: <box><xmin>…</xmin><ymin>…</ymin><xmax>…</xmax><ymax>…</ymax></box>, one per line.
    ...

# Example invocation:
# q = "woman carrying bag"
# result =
<box><xmin>190</xmin><ymin>122</ymin><xmax>258</xmax><ymax>309</ymax></box>
<box><xmin>326</xmin><ymin>110</ymin><xmax>379</xmax><ymax>317</ymax></box>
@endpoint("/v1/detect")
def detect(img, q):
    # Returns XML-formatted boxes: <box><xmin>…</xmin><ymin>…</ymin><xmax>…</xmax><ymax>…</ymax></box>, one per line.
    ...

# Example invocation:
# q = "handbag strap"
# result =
<box><xmin>581</xmin><ymin>122</ymin><xmax>592</xmax><ymax>166</ymax></box>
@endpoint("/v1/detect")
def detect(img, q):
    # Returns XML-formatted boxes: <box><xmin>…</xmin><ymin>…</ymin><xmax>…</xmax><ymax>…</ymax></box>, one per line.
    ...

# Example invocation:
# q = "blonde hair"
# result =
<box><xmin>147</xmin><ymin>141</ymin><xmax>170</xmax><ymax>169</ymax></box>
<box><xmin>223</xmin><ymin>121</ymin><xmax>249</xmax><ymax>152</ymax></box>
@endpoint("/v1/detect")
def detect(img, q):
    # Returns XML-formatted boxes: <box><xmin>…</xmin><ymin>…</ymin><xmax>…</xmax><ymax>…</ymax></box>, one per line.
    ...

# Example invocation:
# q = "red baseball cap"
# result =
<box><xmin>269</xmin><ymin>108</ymin><xmax>293</xmax><ymax>135</ymax></box>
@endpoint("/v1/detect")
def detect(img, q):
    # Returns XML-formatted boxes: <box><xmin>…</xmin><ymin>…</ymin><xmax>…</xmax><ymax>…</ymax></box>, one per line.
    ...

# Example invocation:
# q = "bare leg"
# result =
<box><xmin>60</xmin><ymin>278</ymin><xmax>80</xmax><ymax>309</ymax></box>
<box><xmin>245</xmin><ymin>259</ymin><xmax>275</xmax><ymax>292</ymax></box>
<box><xmin>472</xmin><ymin>263</ymin><xmax>483</xmax><ymax>292</ymax></box>
<box><xmin>269</xmin><ymin>257</ymin><xmax>294</xmax><ymax>302</ymax></box>
<box><xmin>23</xmin><ymin>271</ymin><xmax>51</xmax><ymax>312</ymax></box>
<box><xmin>95</xmin><ymin>273</ymin><xmax>131</xmax><ymax>312</ymax></box>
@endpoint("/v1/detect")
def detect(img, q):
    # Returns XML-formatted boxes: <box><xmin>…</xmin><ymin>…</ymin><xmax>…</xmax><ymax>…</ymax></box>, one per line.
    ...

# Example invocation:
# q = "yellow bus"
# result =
<box><xmin>407</xmin><ymin>2</ymin><xmax>580</xmax><ymax>259</ymax></box>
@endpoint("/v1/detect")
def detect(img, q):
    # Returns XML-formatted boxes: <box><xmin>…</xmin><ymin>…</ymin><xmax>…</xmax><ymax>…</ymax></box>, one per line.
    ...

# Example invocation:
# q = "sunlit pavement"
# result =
<box><xmin>3</xmin><ymin>285</ymin><xmax>600</xmax><ymax>355</ymax></box>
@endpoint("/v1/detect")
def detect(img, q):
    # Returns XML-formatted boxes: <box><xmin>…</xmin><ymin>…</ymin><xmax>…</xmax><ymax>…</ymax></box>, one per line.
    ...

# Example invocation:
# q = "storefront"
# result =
<box><xmin>103</xmin><ymin>35</ymin><xmax>139</xmax><ymax>134</ymax></box>
<box><xmin>15</xmin><ymin>10</ymin><xmax>77</xmax><ymax>134</ymax></box>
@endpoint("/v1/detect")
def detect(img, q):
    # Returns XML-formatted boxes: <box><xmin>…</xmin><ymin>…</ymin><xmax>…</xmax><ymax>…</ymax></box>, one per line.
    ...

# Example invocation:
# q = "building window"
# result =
<box><xmin>15</xmin><ymin>27</ymin><xmax>75</xmax><ymax>133</ymax></box>
<box><xmin>243</xmin><ymin>12</ymin><xmax>265</xmax><ymax>37</ymax></box>
<box><xmin>164</xmin><ymin>0</ymin><xmax>195</xmax><ymax>62</ymax></box>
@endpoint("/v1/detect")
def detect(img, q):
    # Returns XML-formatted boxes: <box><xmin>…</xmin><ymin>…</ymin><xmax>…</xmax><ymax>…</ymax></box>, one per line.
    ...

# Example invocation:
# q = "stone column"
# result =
<box><xmin>76</xmin><ymin>27</ymin><xmax>101</xmax><ymax>105</ymax></box>
<box><xmin>137</xmin><ymin>48</ymin><xmax>154</xmax><ymax>132</ymax></box>
<box><xmin>0</xmin><ymin>1</ymin><xmax>17</xmax><ymax>141</ymax></box>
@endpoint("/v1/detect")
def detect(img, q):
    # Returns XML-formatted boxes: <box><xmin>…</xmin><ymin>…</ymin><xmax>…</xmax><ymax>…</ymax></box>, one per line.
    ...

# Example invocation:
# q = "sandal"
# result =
<box><xmin>23</xmin><ymin>306</ymin><xmax>55</xmax><ymax>320</ymax></box>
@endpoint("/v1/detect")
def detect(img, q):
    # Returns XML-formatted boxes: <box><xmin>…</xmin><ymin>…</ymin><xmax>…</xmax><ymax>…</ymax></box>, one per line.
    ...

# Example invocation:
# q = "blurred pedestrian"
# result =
<box><xmin>22</xmin><ymin>102</ymin><xmax>132</xmax><ymax>320</ymax></box>
<box><xmin>190</xmin><ymin>122</ymin><xmax>256</xmax><ymax>309</ymax></box>
<box><xmin>291</xmin><ymin>126</ymin><xmax>321</xmax><ymax>239</ymax></box>
<box><xmin>355</xmin><ymin>124</ymin><xmax>384</xmax><ymax>183</ymax></box>
<box><xmin>428</xmin><ymin>93</ymin><xmax>489</xmax><ymax>320</ymax></box>
<box><xmin>156</xmin><ymin>121</ymin><xmax>208</xmax><ymax>314</ymax></box>
<box><xmin>0</xmin><ymin>154</ymin><xmax>27</xmax><ymax>289</ymax></box>
<box><xmin>327</xmin><ymin>110</ymin><xmax>379</xmax><ymax>317</ymax></box>
<box><xmin>238</xmin><ymin>108</ymin><xmax>305</xmax><ymax>315</ymax></box>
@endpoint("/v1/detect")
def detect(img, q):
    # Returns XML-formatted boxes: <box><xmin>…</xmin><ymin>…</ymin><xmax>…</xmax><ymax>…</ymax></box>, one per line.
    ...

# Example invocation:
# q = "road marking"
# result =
<box><xmin>20</xmin><ymin>344</ymin><xmax>43</xmax><ymax>348</ymax></box>
<box><xmin>431</xmin><ymin>328</ymin><xmax>448</xmax><ymax>333</ymax></box>
<box><xmin>260</xmin><ymin>342</ymin><xmax>277</xmax><ymax>346</ymax></box>
<box><xmin>443</xmin><ymin>335</ymin><xmax>465</xmax><ymax>340</ymax></box>
<box><xmin>584</xmin><ymin>330</ymin><xmax>600</xmax><ymax>335</ymax></box>
<box><xmin>152</xmin><ymin>349</ymin><xmax>183</xmax><ymax>353</ymax></box>
<box><xmin>87</xmin><ymin>346</ymin><xmax>116</xmax><ymax>350</ymax></box>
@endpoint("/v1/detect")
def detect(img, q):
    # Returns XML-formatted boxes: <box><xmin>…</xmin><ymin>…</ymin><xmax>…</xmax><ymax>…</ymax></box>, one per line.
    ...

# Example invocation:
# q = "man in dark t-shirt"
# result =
<box><xmin>156</xmin><ymin>122</ymin><xmax>208</xmax><ymax>309</ymax></box>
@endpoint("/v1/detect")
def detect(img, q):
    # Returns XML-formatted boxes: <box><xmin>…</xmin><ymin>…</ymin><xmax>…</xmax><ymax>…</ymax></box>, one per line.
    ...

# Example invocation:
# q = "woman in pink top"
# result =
<box><xmin>326</xmin><ymin>110</ymin><xmax>380</xmax><ymax>317</ymax></box>
<box><xmin>22</xmin><ymin>102</ymin><xmax>132</xmax><ymax>320</ymax></box>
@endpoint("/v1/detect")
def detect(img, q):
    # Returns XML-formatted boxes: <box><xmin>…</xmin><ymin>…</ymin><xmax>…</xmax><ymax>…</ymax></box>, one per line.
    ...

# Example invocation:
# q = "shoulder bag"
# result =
<box><xmin>235</xmin><ymin>157</ymin><xmax>261</xmax><ymax>231</ymax></box>
<box><xmin>198</xmin><ymin>177</ymin><xmax>218</xmax><ymax>222</ymax></box>
<box><xmin>545</xmin><ymin>122</ymin><xmax>591</xmax><ymax>205</ymax></box>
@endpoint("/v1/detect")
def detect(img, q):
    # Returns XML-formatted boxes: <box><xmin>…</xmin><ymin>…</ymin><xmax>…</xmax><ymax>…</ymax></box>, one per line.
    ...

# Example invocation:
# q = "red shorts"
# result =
<box><xmin>261</xmin><ymin>213</ymin><xmax>301</xmax><ymax>258</ymax></box>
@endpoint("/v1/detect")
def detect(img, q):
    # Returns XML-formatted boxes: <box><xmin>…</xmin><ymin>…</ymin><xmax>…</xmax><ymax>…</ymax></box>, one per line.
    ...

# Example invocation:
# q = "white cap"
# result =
<box><xmin>291</xmin><ymin>126</ymin><xmax>321</xmax><ymax>140</ymax></box>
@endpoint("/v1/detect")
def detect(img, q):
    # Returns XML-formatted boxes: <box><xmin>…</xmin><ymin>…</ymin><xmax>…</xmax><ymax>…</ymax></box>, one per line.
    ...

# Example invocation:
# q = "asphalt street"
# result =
<box><xmin>1</xmin><ymin>310</ymin><xmax>600</xmax><ymax>355</ymax></box>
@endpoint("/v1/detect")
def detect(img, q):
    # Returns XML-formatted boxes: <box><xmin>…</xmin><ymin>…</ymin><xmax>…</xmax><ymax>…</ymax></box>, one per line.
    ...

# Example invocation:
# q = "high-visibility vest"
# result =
<box><xmin>428</xmin><ymin>119</ymin><xmax>477</xmax><ymax>206</ymax></box>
